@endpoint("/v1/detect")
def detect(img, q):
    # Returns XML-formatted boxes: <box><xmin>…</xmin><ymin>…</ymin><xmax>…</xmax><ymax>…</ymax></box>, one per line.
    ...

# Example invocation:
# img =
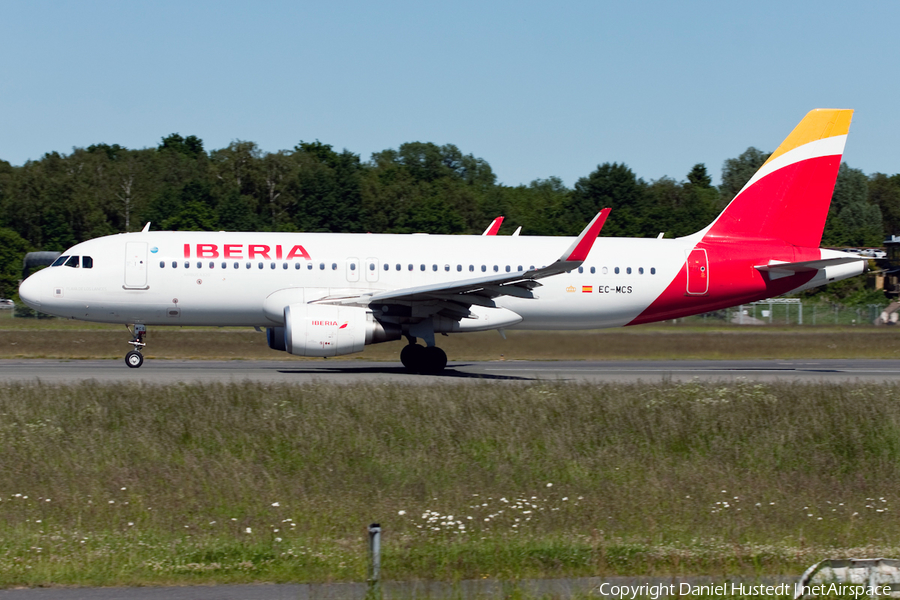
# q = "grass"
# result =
<box><xmin>2</xmin><ymin>380</ymin><xmax>900</xmax><ymax>588</ymax></box>
<box><xmin>1</xmin><ymin>316</ymin><xmax>900</xmax><ymax>361</ymax></box>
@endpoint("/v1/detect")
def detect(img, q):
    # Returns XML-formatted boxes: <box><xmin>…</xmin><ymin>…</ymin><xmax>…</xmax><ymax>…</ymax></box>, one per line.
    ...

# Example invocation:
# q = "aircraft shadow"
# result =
<box><xmin>276</xmin><ymin>364</ymin><xmax>536</xmax><ymax>381</ymax></box>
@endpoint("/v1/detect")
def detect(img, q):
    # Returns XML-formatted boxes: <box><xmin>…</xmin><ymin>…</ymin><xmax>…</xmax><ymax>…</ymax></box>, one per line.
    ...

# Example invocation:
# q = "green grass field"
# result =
<box><xmin>1</xmin><ymin>379</ymin><xmax>900</xmax><ymax>589</ymax></box>
<box><xmin>1</xmin><ymin>306</ymin><xmax>900</xmax><ymax>361</ymax></box>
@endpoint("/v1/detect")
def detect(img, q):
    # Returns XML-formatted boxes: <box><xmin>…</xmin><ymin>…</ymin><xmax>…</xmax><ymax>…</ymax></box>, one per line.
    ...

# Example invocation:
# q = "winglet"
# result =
<box><xmin>560</xmin><ymin>208</ymin><xmax>610</xmax><ymax>262</ymax></box>
<box><xmin>482</xmin><ymin>216</ymin><xmax>504</xmax><ymax>236</ymax></box>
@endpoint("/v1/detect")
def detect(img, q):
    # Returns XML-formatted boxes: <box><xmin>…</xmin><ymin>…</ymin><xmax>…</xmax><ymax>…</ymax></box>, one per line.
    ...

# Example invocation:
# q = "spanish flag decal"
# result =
<box><xmin>582</xmin><ymin>286</ymin><xmax>593</xmax><ymax>293</ymax></box>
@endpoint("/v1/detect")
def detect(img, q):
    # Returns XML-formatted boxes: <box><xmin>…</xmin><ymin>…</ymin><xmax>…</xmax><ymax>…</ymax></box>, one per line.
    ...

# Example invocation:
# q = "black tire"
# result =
<box><xmin>125</xmin><ymin>351</ymin><xmax>144</xmax><ymax>369</ymax></box>
<box><xmin>420</xmin><ymin>346</ymin><xmax>447</xmax><ymax>374</ymax></box>
<box><xmin>400</xmin><ymin>344</ymin><xmax>424</xmax><ymax>373</ymax></box>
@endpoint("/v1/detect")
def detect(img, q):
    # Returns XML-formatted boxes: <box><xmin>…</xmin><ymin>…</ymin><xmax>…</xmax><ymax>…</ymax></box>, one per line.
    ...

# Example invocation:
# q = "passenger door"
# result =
<box><xmin>124</xmin><ymin>242</ymin><xmax>149</xmax><ymax>289</ymax></box>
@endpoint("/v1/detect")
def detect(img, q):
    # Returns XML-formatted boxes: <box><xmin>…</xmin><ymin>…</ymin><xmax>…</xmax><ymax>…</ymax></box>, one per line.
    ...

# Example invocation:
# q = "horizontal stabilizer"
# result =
<box><xmin>755</xmin><ymin>256</ymin><xmax>866</xmax><ymax>280</ymax></box>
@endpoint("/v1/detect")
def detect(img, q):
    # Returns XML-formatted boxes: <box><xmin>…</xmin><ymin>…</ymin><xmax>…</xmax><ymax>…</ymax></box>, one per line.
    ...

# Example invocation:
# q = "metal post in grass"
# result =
<box><xmin>367</xmin><ymin>523</ymin><xmax>382</xmax><ymax>599</ymax></box>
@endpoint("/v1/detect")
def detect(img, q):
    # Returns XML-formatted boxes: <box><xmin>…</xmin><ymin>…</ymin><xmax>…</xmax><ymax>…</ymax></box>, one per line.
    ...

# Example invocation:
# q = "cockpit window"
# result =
<box><xmin>52</xmin><ymin>256</ymin><xmax>69</xmax><ymax>267</ymax></box>
<box><xmin>64</xmin><ymin>256</ymin><xmax>80</xmax><ymax>268</ymax></box>
<box><xmin>82</xmin><ymin>256</ymin><xmax>93</xmax><ymax>269</ymax></box>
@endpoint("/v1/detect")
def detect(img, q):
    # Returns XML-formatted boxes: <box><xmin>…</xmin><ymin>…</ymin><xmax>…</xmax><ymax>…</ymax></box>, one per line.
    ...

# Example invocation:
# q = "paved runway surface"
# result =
<box><xmin>1</xmin><ymin>358</ymin><xmax>899</xmax><ymax>384</ymax></box>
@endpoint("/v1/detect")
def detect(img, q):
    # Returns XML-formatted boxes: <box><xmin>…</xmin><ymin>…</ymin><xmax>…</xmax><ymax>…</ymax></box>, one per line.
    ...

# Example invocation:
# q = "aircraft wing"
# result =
<box><xmin>317</xmin><ymin>209</ymin><xmax>610</xmax><ymax>311</ymax></box>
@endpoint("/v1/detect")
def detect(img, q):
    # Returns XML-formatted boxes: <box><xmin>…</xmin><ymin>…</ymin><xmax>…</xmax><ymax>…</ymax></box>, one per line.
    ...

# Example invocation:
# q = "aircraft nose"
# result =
<box><xmin>18</xmin><ymin>274</ymin><xmax>42</xmax><ymax>308</ymax></box>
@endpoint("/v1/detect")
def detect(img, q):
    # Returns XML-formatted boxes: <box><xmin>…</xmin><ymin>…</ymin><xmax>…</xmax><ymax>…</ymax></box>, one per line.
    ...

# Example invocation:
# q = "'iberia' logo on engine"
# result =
<box><xmin>312</xmin><ymin>320</ymin><xmax>339</xmax><ymax>326</ymax></box>
<box><xmin>339</xmin><ymin>322</ymin><xmax>348</xmax><ymax>329</ymax></box>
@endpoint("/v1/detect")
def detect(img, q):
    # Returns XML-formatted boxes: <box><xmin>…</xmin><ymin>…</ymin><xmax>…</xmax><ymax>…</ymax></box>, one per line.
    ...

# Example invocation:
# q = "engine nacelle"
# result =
<box><xmin>283</xmin><ymin>304</ymin><xmax>399</xmax><ymax>357</ymax></box>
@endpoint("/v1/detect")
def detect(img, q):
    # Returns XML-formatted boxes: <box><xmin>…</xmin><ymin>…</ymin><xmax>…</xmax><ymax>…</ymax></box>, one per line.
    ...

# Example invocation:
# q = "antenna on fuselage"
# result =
<box><xmin>141</xmin><ymin>222</ymin><xmax>151</xmax><ymax>233</ymax></box>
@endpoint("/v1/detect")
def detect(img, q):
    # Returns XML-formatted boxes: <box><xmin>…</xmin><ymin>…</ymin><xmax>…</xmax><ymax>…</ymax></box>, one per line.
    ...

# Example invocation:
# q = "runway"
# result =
<box><xmin>1</xmin><ymin>358</ymin><xmax>900</xmax><ymax>384</ymax></box>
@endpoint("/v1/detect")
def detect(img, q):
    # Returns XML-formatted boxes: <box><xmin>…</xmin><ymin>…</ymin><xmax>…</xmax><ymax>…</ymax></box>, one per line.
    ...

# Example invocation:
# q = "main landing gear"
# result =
<box><xmin>125</xmin><ymin>324</ymin><xmax>146</xmax><ymax>368</ymax></box>
<box><xmin>400</xmin><ymin>337</ymin><xmax>447</xmax><ymax>374</ymax></box>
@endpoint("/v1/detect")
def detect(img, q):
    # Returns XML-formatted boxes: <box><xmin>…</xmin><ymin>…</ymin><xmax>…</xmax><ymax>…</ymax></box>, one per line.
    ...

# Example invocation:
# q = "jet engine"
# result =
<box><xmin>280</xmin><ymin>303</ymin><xmax>400</xmax><ymax>357</ymax></box>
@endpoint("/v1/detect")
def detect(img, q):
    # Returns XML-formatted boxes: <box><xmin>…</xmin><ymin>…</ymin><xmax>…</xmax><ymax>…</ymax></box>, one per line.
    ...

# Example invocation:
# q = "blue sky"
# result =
<box><xmin>1</xmin><ymin>1</ymin><xmax>897</xmax><ymax>187</ymax></box>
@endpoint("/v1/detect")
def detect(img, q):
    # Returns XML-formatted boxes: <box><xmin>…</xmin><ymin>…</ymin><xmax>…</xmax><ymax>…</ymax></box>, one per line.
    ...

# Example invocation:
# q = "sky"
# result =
<box><xmin>1</xmin><ymin>0</ymin><xmax>898</xmax><ymax>187</ymax></box>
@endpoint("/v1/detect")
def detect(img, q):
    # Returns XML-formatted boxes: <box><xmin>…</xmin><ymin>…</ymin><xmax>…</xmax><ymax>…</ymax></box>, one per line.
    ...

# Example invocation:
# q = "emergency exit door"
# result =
<box><xmin>685</xmin><ymin>248</ymin><xmax>709</xmax><ymax>295</ymax></box>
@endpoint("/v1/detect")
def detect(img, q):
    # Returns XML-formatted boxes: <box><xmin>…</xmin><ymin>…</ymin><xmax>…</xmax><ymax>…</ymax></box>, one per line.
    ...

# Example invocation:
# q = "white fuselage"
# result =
<box><xmin>20</xmin><ymin>231</ymin><xmax>696</xmax><ymax>329</ymax></box>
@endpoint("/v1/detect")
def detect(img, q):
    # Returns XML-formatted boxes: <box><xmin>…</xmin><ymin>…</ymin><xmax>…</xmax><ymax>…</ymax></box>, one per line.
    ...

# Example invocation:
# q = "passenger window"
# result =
<box><xmin>246</xmin><ymin>262</ymin><xmax>251</xmax><ymax>269</ymax></box>
<box><xmin>331</xmin><ymin>263</ymin><xmax>337</xmax><ymax>270</ymax></box>
<box><xmin>172</xmin><ymin>261</ymin><xmax>177</xmax><ymax>269</ymax></box>
<box><xmin>65</xmin><ymin>256</ymin><xmax>79</xmax><ymax>268</ymax></box>
<box><xmin>626</xmin><ymin>267</ymin><xmax>632</xmax><ymax>274</ymax></box>
<box><xmin>184</xmin><ymin>261</ymin><xmax>190</xmax><ymax>269</ymax></box>
<box><xmin>614</xmin><ymin>267</ymin><xmax>620</xmax><ymax>274</ymax></box>
<box><xmin>209</xmin><ymin>262</ymin><xmax>215</xmax><ymax>269</ymax></box>
<box><xmin>282</xmin><ymin>262</ymin><xmax>288</xmax><ymax>270</ymax></box>
<box><xmin>369</xmin><ymin>263</ymin><xmax>375</xmax><ymax>271</ymax></box>
<box><xmin>529</xmin><ymin>265</ymin><xmax>535</xmax><ymax>270</ymax></box>
<box><xmin>271</xmin><ymin>263</ymin><xmax>277</xmax><ymax>270</ymax></box>
<box><xmin>432</xmin><ymin>264</ymin><xmax>437</xmax><ymax>272</ymax></box>
<box><xmin>235</xmin><ymin>262</ymin><xmax>240</xmax><ymax>269</ymax></box>
<box><xmin>493</xmin><ymin>265</ymin><xmax>499</xmax><ymax>272</ymax></box>
<box><xmin>505</xmin><ymin>265</ymin><xmax>510</xmax><ymax>273</ymax></box>
<box><xmin>319</xmin><ymin>263</ymin><xmax>325</xmax><ymax>270</ymax></box>
<box><xmin>159</xmin><ymin>261</ymin><xmax>165</xmax><ymax>268</ymax></box>
<box><xmin>602</xmin><ymin>266</ymin><xmax>608</xmax><ymax>274</ymax></box>
<box><xmin>517</xmin><ymin>265</ymin><xmax>523</xmax><ymax>271</ymax></box>
<box><xmin>590</xmin><ymin>267</ymin><xmax>595</xmax><ymax>274</ymax></box>
<box><xmin>197</xmin><ymin>262</ymin><xmax>202</xmax><ymax>269</ymax></box>
<box><xmin>259</xmin><ymin>262</ymin><xmax>265</xmax><ymax>269</ymax></box>
<box><xmin>295</xmin><ymin>263</ymin><xmax>301</xmax><ymax>270</ymax></box>
<box><xmin>83</xmin><ymin>256</ymin><xmax>93</xmax><ymax>269</ymax></box>
<box><xmin>420</xmin><ymin>264</ymin><xmax>425</xmax><ymax>271</ymax></box>
<box><xmin>457</xmin><ymin>265</ymin><xmax>462</xmax><ymax>272</ymax></box>
<box><xmin>578</xmin><ymin>267</ymin><xmax>583</xmax><ymax>274</ymax></box>
<box><xmin>408</xmin><ymin>264</ymin><xmax>413</xmax><ymax>271</ymax></box>
<box><xmin>481</xmin><ymin>265</ymin><xmax>487</xmax><ymax>272</ymax></box>
<box><xmin>350</xmin><ymin>263</ymin><xmax>356</xmax><ymax>271</ymax></box>
<box><xmin>639</xmin><ymin>267</ymin><xmax>644</xmax><ymax>274</ymax></box>
<box><xmin>444</xmin><ymin>264</ymin><xmax>450</xmax><ymax>272</ymax></box>
<box><xmin>52</xmin><ymin>256</ymin><xmax>68</xmax><ymax>267</ymax></box>
<box><xmin>469</xmin><ymin>265</ymin><xmax>474</xmax><ymax>272</ymax></box>
<box><xmin>307</xmin><ymin>263</ymin><xmax>313</xmax><ymax>270</ymax></box>
<box><xmin>651</xmin><ymin>267</ymin><xmax>656</xmax><ymax>275</ymax></box>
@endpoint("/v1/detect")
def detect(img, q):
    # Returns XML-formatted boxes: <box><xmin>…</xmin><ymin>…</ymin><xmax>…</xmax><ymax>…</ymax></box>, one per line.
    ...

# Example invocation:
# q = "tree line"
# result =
<box><xmin>0</xmin><ymin>134</ymin><xmax>896</xmax><ymax>298</ymax></box>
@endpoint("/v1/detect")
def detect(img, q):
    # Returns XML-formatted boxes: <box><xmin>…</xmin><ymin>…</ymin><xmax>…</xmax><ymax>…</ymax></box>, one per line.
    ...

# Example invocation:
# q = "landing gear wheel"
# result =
<box><xmin>400</xmin><ymin>344</ymin><xmax>425</xmax><ymax>373</ymax></box>
<box><xmin>125</xmin><ymin>351</ymin><xmax>144</xmax><ymax>369</ymax></box>
<box><xmin>420</xmin><ymin>346</ymin><xmax>447</xmax><ymax>374</ymax></box>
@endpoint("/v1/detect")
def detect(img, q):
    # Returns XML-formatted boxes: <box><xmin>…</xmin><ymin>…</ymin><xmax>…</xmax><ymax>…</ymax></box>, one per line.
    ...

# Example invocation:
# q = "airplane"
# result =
<box><xmin>18</xmin><ymin>109</ymin><xmax>866</xmax><ymax>373</ymax></box>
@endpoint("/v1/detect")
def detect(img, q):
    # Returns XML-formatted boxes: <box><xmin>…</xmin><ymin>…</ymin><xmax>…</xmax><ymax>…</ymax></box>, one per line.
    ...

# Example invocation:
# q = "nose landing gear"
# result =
<box><xmin>125</xmin><ymin>324</ymin><xmax>146</xmax><ymax>368</ymax></box>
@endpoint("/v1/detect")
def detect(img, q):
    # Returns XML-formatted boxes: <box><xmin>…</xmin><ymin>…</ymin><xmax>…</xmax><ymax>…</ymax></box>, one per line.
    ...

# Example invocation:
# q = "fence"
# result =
<box><xmin>674</xmin><ymin>301</ymin><xmax>888</xmax><ymax>327</ymax></box>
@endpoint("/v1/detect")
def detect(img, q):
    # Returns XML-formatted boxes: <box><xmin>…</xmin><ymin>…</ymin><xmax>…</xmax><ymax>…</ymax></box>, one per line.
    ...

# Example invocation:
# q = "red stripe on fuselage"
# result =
<box><xmin>628</xmin><ymin>240</ymin><xmax>818</xmax><ymax>325</ymax></box>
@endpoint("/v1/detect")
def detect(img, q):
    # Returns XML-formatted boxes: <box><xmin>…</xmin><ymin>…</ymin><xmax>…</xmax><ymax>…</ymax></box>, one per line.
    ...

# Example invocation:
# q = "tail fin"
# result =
<box><xmin>703</xmin><ymin>108</ymin><xmax>853</xmax><ymax>248</ymax></box>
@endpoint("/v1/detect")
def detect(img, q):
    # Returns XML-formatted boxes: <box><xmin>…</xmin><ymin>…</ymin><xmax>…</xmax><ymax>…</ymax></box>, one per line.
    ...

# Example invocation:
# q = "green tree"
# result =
<box><xmin>822</xmin><ymin>164</ymin><xmax>883</xmax><ymax>246</ymax></box>
<box><xmin>566</xmin><ymin>163</ymin><xmax>648</xmax><ymax>236</ymax></box>
<box><xmin>0</xmin><ymin>228</ymin><xmax>33</xmax><ymax>298</ymax></box>
<box><xmin>719</xmin><ymin>147</ymin><xmax>770</xmax><ymax>206</ymax></box>
<box><xmin>868</xmin><ymin>173</ymin><xmax>900</xmax><ymax>237</ymax></box>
